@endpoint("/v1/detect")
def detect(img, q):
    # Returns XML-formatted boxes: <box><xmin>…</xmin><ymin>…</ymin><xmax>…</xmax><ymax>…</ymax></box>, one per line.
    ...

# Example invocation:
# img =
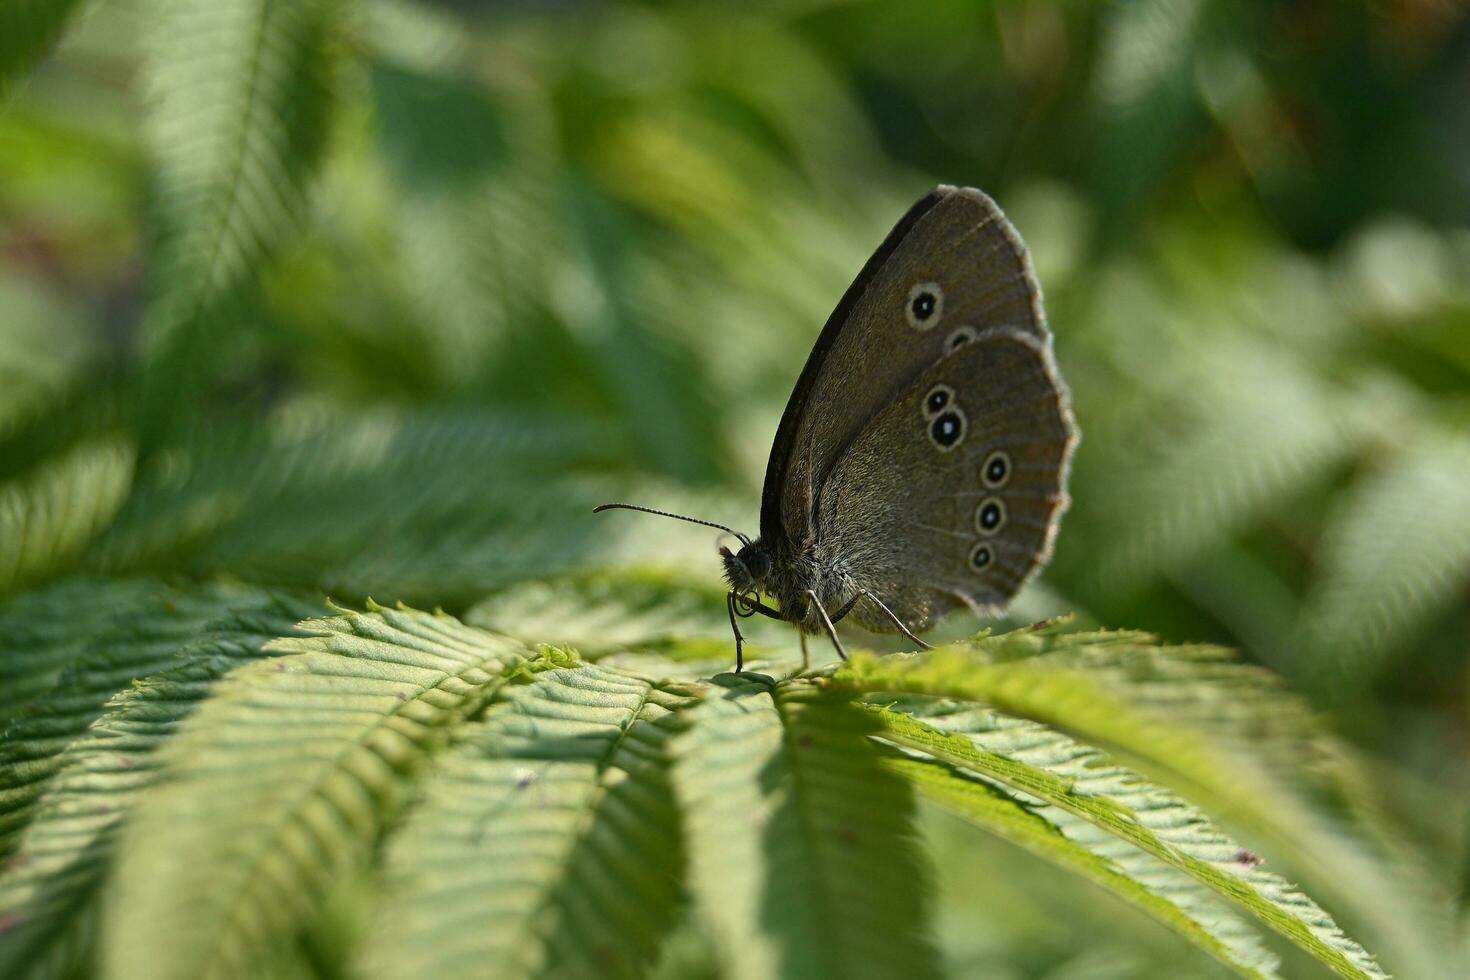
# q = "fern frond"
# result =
<box><xmin>838</xmin><ymin>643</ymin><xmax>1235</xmax><ymax>797</ymax></box>
<box><xmin>368</xmin><ymin>59</ymin><xmax>560</xmax><ymax>388</ymax></box>
<box><xmin>956</xmin><ymin>623</ymin><xmax>1330</xmax><ymax>768</ymax></box>
<box><xmin>1086</xmin><ymin>340</ymin><xmax>1364</xmax><ymax>591</ymax></box>
<box><xmin>0</xmin><ymin>655</ymin><xmax>291</xmax><ymax>980</ymax></box>
<box><xmin>1297</xmin><ymin>428</ymin><xmax>1470</xmax><ymax>688</ymax></box>
<box><xmin>873</xmin><ymin>707</ymin><xmax>1386</xmax><ymax>980</ymax></box>
<box><xmin>100</xmin><ymin>605</ymin><xmax>538</xmax><ymax>980</ymax></box>
<box><xmin>141</xmin><ymin>0</ymin><xmax>334</xmax><ymax>309</ymax></box>
<box><xmin>0</xmin><ymin>584</ymin><xmax>308</xmax><ymax>856</ymax></box>
<box><xmin>0</xmin><ymin>578</ymin><xmax>163</xmax><ymax>725</ymax></box>
<box><xmin>881</xmin><ymin>748</ymin><xmax>1278</xmax><ymax>979</ymax></box>
<box><xmin>465</xmin><ymin>572</ymin><xmax>786</xmax><ymax>662</ymax></box>
<box><xmin>838</xmin><ymin>635</ymin><xmax>1452</xmax><ymax>977</ymax></box>
<box><xmin>138</xmin><ymin>0</ymin><xmax>335</xmax><ymax>428</ymax></box>
<box><xmin>886</xmin><ymin>697</ymin><xmax>1281</xmax><ymax>977</ymax></box>
<box><xmin>80</xmin><ymin>404</ymin><xmax>733</xmax><ymax>606</ymax></box>
<box><xmin>362</xmin><ymin>663</ymin><xmax>687</xmax><ymax>979</ymax></box>
<box><xmin>559</xmin><ymin>180</ymin><xmax>736</xmax><ymax>483</ymax></box>
<box><xmin>0</xmin><ymin>438</ymin><xmax>134</xmax><ymax>595</ymax></box>
<box><xmin>0</xmin><ymin>0</ymin><xmax>87</xmax><ymax>96</ymax></box>
<box><xmin>1090</xmin><ymin>0</ymin><xmax>1207</xmax><ymax>231</ymax></box>
<box><xmin>671</xmin><ymin>676</ymin><xmax>940</xmax><ymax>980</ymax></box>
<box><xmin>84</xmin><ymin>404</ymin><xmax>600</xmax><ymax>563</ymax></box>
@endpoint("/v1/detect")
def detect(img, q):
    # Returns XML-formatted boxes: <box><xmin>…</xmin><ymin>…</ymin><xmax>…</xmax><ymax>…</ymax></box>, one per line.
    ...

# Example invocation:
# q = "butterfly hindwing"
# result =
<box><xmin>760</xmin><ymin>186</ymin><xmax>1048</xmax><ymax>551</ymax></box>
<box><xmin>812</xmin><ymin>327</ymin><xmax>1076</xmax><ymax>632</ymax></box>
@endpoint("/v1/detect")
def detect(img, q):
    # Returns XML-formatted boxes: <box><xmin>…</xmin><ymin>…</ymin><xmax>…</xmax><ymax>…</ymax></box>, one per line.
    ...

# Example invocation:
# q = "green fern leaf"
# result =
<box><xmin>1089</xmin><ymin>0</ymin><xmax>1208</xmax><ymax>234</ymax></box>
<box><xmin>882</xmin><ymin>748</ymin><xmax>1278</xmax><ymax>979</ymax></box>
<box><xmin>363</xmin><ymin>663</ymin><xmax>686</xmax><ymax>980</ymax></box>
<box><xmin>839</xmin><ymin>643</ymin><xmax>1240</xmax><ymax>798</ymax></box>
<box><xmin>138</xmin><ymin>0</ymin><xmax>335</xmax><ymax>428</ymax></box>
<box><xmin>369</xmin><ymin>60</ymin><xmax>558</xmax><ymax>387</ymax></box>
<box><xmin>0</xmin><ymin>578</ymin><xmax>163</xmax><ymax>725</ymax></box>
<box><xmin>465</xmin><ymin>572</ymin><xmax>788</xmax><ymax>666</ymax></box>
<box><xmin>0</xmin><ymin>655</ymin><xmax>291</xmax><ymax>980</ymax></box>
<box><xmin>0</xmin><ymin>438</ymin><xmax>134</xmax><ymax>595</ymax></box>
<box><xmin>81</xmin><ymin>404</ymin><xmax>732</xmax><ymax>607</ymax></box>
<box><xmin>1297</xmin><ymin>427</ymin><xmax>1470</xmax><ymax>688</ymax></box>
<box><xmin>873</xmin><ymin>707</ymin><xmax>1387</xmax><ymax>979</ymax></box>
<box><xmin>838</xmin><ymin>636</ymin><xmax>1451</xmax><ymax>976</ymax></box>
<box><xmin>100</xmin><ymin>605</ymin><xmax>538</xmax><ymax>980</ymax></box>
<box><xmin>0</xmin><ymin>0</ymin><xmax>87</xmax><ymax>96</ymax></box>
<box><xmin>956</xmin><ymin>622</ymin><xmax>1331</xmax><ymax>769</ymax></box>
<box><xmin>0</xmin><ymin>584</ymin><xmax>306</xmax><ymax>856</ymax></box>
<box><xmin>885</xmin><ymin>697</ymin><xmax>1281</xmax><ymax>977</ymax></box>
<box><xmin>672</xmin><ymin>675</ymin><xmax>940</xmax><ymax>980</ymax></box>
<box><xmin>1086</xmin><ymin>340</ymin><xmax>1363</xmax><ymax>592</ymax></box>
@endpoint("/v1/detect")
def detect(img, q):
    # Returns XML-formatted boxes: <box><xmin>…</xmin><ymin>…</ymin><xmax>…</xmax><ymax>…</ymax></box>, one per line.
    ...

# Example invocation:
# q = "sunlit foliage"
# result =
<box><xmin>1</xmin><ymin>1</ymin><xmax>1467</xmax><ymax>977</ymax></box>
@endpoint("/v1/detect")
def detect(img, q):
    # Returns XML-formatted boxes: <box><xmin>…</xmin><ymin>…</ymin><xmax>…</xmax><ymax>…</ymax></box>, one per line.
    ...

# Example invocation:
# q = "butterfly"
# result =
<box><xmin>597</xmin><ymin>186</ymin><xmax>1078</xmax><ymax>671</ymax></box>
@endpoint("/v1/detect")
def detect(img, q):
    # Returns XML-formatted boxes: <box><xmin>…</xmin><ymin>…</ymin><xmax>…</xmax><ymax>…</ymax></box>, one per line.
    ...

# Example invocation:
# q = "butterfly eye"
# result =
<box><xmin>947</xmin><ymin>326</ymin><xmax>978</xmax><ymax>350</ymax></box>
<box><xmin>982</xmin><ymin>451</ymin><xmax>1011</xmax><ymax>488</ymax></box>
<box><xmin>905</xmin><ymin>282</ymin><xmax>943</xmax><ymax>330</ymax></box>
<box><xmin>928</xmin><ymin>409</ymin><xmax>966</xmax><ymax>451</ymax></box>
<box><xmin>975</xmin><ymin>497</ymin><xmax>1007</xmax><ymax>535</ymax></box>
<box><xmin>970</xmin><ymin>544</ymin><xmax>993</xmax><ymax>570</ymax></box>
<box><xmin>922</xmin><ymin>384</ymin><xmax>954</xmax><ymax>416</ymax></box>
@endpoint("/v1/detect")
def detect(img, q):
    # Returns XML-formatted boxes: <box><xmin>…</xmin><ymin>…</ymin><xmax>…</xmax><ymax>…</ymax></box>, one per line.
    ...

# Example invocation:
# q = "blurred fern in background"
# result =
<box><xmin>1</xmin><ymin>1</ymin><xmax>1468</xmax><ymax>977</ymax></box>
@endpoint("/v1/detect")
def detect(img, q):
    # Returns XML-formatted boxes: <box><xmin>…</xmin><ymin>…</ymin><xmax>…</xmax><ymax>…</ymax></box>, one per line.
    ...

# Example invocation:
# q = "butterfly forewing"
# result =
<box><xmin>811</xmin><ymin>326</ymin><xmax>1076</xmax><ymax>631</ymax></box>
<box><xmin>760</xmin><ymin>186</ymin><xmax>1049</xmax><ymax>552</ymax></box>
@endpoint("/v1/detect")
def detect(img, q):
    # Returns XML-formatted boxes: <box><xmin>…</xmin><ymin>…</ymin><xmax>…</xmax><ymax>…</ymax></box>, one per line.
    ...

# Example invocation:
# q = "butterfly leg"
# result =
<box><xmin>726</xmin><ymin>592</ymin><xmax>747</xmax><ymax>673</ymax></box>
<box><xmin>828</xmin><ymin>594</ymin><xmax>861</xmax><ymax>623</ymax></box>
<box><xmin>804</xmin><ymin>590</ymin><xmax>848</xmax><ymax>662</ymax></box>
<box><xmin>728</xmin><ymin>591</ymin><xmax>787</xmax><ymax>673</ymax></box>
<box><xmin>856</xmin><ymin>588</ymin><xmax>933</xmax><ymax>650</ymax></box>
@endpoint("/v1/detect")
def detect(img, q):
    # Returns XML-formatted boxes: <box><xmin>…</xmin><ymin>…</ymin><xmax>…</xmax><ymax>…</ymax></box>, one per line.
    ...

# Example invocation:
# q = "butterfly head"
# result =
<box><xmin>720</xmin><ymin>541</ymin><xmax>772</xmax><ymax>593</ymax></box>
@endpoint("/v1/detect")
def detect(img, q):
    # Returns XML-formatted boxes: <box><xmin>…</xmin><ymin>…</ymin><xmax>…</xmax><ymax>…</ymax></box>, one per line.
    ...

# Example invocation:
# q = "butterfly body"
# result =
<box><xmin>599</xmin><ymin>185</ymin><xmax>1077</xmax><ymax>670</ymax></box>
<box><xmin>722</xmin><ymin>539</ymin><xmax>855</xmax><ymax>636</ymax></box>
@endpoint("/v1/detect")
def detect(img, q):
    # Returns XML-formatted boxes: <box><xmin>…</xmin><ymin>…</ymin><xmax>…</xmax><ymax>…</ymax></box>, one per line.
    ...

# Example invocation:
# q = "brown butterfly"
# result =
<box><xmin>597</xmin><ymin>186</ymin><xmax>1077</xmax><ymax>670</ymax></box>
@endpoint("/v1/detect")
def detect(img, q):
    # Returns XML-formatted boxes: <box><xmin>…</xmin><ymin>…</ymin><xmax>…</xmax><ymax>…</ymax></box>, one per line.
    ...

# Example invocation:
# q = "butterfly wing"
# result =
<box><xmin>760</xmin><ymin>186</ymin><xmax>1048</xmax><ymax>551</ymax></box>
<box><xmin>812</xmin><ymin>327</ymin><xmax>1076</xmax><ymax>631</ymax></box>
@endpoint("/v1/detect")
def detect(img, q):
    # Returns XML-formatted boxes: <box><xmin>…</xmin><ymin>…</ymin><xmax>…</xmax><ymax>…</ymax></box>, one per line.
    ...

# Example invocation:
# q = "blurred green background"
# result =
<box><xmin>3</xmin><ymin>0</ymin><xmax>1469</xmax><ymax>973</ymax></box>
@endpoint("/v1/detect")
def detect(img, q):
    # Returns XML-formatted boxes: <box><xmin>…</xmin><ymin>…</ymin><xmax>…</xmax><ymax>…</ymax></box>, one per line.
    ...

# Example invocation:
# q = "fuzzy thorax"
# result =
<box><xmin>722</xmin><ymin>541</ymin><xmax>860</xmax><ymax>635</ymax></box>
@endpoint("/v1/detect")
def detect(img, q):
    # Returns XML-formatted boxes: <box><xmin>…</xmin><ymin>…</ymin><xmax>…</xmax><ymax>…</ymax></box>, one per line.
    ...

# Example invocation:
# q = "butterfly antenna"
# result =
<box><xmin>593</xmin><ymin>503</ymin><xmax>751</xmax><ymax>548</ymax></box>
